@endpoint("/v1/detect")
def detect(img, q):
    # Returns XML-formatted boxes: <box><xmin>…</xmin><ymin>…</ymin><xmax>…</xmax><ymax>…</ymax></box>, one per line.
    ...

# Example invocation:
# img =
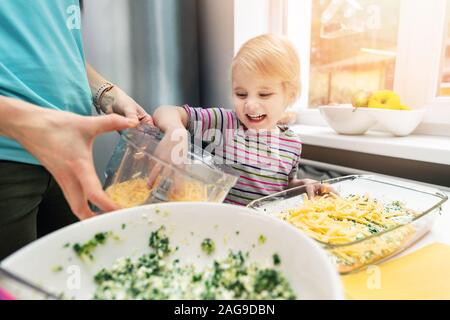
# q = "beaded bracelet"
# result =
<box><xmin>93</xmin><ymin>82</ymin><xmax>114</xmax><ymax>114</ymax></box>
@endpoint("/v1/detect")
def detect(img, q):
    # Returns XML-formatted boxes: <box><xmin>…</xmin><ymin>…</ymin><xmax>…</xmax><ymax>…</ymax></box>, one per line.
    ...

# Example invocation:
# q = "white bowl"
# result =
<box><xmin>1</xmin><ymin>202</ymin><xmax>343</xmax><ymax>300</ymax></box>
<box><xmin>319</xmin><ymin>105</ymin><xmax>376</xmax><ymax>135</ymax></box>
<box><xmin>366</xmin><ymin>109</ymin><xmax>426</xmax><ymax>137</ymax></box>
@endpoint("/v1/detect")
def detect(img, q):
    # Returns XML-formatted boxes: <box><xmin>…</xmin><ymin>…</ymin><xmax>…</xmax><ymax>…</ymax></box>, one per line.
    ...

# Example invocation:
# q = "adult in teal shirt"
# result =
<box><xmin>0</xmin><ymin>0</ymin><xmax>153</xmax><ymax>259</ymax></box>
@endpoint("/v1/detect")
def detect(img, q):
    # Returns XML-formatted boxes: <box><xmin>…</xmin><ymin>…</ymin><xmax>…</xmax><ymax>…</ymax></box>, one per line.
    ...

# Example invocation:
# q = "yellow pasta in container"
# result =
<box><xmin>282</xmin><ymin>193</ymin><xmax>417</xmax><ymax>273</ymax></box>
<box><xmin>102</xmin><ymin>124</ymin><xmax>238</xmax><ymax>208</ymax></box>
<box><xmin>106</xmin><ymin>177</ymin><xmax>210</xmax><ymax>209</ymax></box>
<box><xmin>106</xmin><ymin>178</ymin><xmax>152</xmax><ymax>209</ymax></box>
<box><xmin>167</xmin><ymin>179</ymin><xmax>208</xmax><ymax>202</ymax></box>
<box><xmin>248</xmin><ymin>175</ymin><xmax>447</xmax><ymax>274</ymax></box>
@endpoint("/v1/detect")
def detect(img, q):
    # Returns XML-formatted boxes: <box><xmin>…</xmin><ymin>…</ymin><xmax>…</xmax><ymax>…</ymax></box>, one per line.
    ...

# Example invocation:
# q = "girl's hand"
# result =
<box><xmin>147</xmin><ymin>127</ymin><xmax>190</xmax><ymax>189</ymax></box>
<box><xmin>289</xmin><ymin>178</ymin><xmax>336</xmax><ymax>199</ymax></box>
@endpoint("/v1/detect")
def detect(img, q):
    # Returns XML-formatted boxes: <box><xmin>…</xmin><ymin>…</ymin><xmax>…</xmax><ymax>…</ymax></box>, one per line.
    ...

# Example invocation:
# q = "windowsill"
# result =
<box><xmin>290</xmin><ymin>124</ymin><xmax>450</xmax><ymax>166</ymax></box>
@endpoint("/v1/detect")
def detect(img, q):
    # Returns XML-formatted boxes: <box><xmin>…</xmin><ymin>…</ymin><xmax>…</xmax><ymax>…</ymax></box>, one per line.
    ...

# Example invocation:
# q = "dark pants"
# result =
<box><xmin>0</xmin><ymin>160</ymin><xmax>78</xmax><ymax>260</ymax></box>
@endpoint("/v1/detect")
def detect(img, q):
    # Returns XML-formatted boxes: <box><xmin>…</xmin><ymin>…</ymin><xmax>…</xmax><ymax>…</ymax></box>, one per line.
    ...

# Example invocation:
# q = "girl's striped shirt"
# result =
<box><xmin>183</xmin><ymin>105</ymin><xmax>302</xmax><ymax>206</ymax></box>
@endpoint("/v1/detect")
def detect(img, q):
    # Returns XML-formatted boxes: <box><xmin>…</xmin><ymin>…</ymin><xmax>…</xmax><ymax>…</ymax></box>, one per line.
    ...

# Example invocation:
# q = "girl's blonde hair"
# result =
<box><xmin>232</xmin><ymin>34</ymin><xmax>301</xmax><ymax>107</ymax></box>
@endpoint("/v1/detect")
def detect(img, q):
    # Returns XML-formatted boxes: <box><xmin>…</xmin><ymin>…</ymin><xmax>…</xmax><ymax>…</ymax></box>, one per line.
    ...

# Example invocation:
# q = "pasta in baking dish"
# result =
<box><xmin>278</xmin><ymin>193</ymin><xmax>418</xmax><ymax>273</ymax></box>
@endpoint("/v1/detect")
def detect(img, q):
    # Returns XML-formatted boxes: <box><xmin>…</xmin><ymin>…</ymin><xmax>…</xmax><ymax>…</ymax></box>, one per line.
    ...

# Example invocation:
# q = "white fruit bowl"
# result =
<box><xmin>0</xmin><ymin>202</ymin><xmax>343</xmax><ymax>300</ymax></box>
<box><xmin>367</xmin><ymin>108</ymin><xmax>426</xmax><ymax>137</ymax></box>
<box><xmin>319</xmin><ymin>105</ymin><xmax>376</xmax><ymax>135</ymax></box>
<box><xmin>319</xmin><ymin>105</ymin><xmax>426</xmax><ymax>136</ymax></box>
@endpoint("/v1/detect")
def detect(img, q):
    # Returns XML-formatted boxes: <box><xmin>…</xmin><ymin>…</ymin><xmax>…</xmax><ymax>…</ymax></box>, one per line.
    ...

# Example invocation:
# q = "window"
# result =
<box><xmin>285</xmin><ymin>0</ymin><xmax>450</xmax><ymax>131</ymax></box>
<box><xmin>438</xmin><ymin>3</ymin><xmax>450</xmax><ymax>97</ymax></box>
<box><xmin>307</xmin><ymin>0</ymin><xmax>401</xmax><ymax>108</ymax></box>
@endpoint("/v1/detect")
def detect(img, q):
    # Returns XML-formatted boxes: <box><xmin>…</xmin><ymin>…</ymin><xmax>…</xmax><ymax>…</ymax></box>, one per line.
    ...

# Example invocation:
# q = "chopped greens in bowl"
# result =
<box><xmin>93</xmin><ymin>227</ymin><xmax>295</xmax><ymax>300</ymax></box>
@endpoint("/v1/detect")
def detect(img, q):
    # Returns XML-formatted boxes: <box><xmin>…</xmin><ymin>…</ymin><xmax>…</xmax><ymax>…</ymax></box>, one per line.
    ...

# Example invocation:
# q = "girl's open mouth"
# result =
<box><xmin>246</xmin><ymin>114</ymin><xmax>267</xmax><ymax>123</ymax></box>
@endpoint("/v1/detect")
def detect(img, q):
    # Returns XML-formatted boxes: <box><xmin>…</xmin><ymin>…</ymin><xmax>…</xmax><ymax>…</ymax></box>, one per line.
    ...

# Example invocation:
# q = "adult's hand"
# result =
<box><xmin>86</xmin><ymin>64</ymin><xmax>153</xmax><ymax>126</ymax></box>
<box><xmin>100</xmin><ymin>86</ymin><xmax>154</xmax><ymax>126</ymax></box>
<box><xmin>12</xmin><ymin>105</ymin><xmax>137</xmax><ymax>220</ymax></box>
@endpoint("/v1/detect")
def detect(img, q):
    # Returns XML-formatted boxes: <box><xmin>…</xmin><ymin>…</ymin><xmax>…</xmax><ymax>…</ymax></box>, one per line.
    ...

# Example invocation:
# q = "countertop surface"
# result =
<box><xmin>290</xmin><ymin>125</ymin><xmax>450</xmax><ymax>165</ymax></box>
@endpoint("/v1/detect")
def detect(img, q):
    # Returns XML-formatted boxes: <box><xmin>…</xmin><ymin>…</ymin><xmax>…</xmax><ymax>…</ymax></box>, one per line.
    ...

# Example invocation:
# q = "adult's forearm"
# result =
<box><xmin>86</xmin><ymin>63</ymin><xmax>108</xmax><ymax>95</ymax></box>
<box><xmin>86</xmin><ymin>63</ymin><xmax>116</xmax><ymax>110</ymax></box>
<box><xmin>0</xmin><ymin>95</ymin><xmax>49</xmax><ymax>143</ymax></box>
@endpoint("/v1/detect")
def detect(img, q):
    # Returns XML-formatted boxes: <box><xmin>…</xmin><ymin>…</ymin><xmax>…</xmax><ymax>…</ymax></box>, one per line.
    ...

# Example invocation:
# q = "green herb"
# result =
<box><xmin>52</xmin><ymin>265</ymin><xmax>63</xmax><ymax>273</ymax></box>
<box><xmin>192</xmin><ymin>274</ymin><xmax>203</xmax><ymax>282</ymax></box>
<box><xmin>367</xmin><ymin>224</ymin><xmax>379</xmax><ymax>234</ymax></box>
<box><xmin>73</xmin><ymin>232</ymin><xmax>111</xmax><ymax>261</ymax></box>
<box><xmin>273</xmin><ymin>254</ymin><xmax>281</xmax><ymax>266</ymax></box>
<box><xmin>254</xmin><ymin>269</ymin><xmax>281</xmax><ymax>293</ymax></box>
<box><xmin>121</xmin><ymin>223</ymin><xmax>126</xmax><ymax>230</ymax></box>
<box><xmin>391</xmin><ymin>200</ymin><xmax>403</xmax><ymax>207</ymax></box>
<box><xmin>201</xmin><ymin>238</ymin><xmax>216</xmax><ymax>256</ymax></box>
<box><xmin>258</xmin><ymin>234</ymin><xmax>267</xmax><ymax>245</ymax></box>
<box><xmin>149</xmin><ymin>226</ymin><xmax>170</xmax><ymax>257</ymax></box>
<box><xmin>94</xmin><ymin>232</ymin><xmax>108</xmax><ymax>243</ymax></box>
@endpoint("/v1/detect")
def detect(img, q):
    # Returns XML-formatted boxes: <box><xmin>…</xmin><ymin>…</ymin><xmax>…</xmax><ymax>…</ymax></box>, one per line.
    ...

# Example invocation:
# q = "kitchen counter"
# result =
<box><xmin>290</xmin><ymin>125</ymin><xmax>450</xmax><ymax>166</ymax></box>
<box><xmin>290</xmin><ymin>124</ymin><xmax>450</xmax><ymax>187</ymax></box>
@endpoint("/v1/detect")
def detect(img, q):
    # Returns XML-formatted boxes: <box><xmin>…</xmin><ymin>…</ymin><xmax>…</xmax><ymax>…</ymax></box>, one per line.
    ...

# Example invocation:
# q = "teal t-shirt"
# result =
<box><xmin>0</xmin><ymin>0</ymin><xmax>92</xmax><ymax>165</ymax></box>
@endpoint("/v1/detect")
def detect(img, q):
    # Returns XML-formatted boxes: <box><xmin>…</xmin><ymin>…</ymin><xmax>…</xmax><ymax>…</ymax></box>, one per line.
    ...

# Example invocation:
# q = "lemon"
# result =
<box><xmin>368</xmin><ymin>90</ymin><xmax>401</xmax><ymax>110</ymax></box>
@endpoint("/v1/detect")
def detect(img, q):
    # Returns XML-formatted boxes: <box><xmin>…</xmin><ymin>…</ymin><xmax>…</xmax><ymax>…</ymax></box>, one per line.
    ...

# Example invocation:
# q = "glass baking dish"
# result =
<box><xmin>247</xmin><ymin>175</ymin><xmax>448</xmax><ymax>274</ymax></box>
<box><xmin>103</xmin><ymin>124</ymin><xmax>238</xmax><ymax>208</ymax></box>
